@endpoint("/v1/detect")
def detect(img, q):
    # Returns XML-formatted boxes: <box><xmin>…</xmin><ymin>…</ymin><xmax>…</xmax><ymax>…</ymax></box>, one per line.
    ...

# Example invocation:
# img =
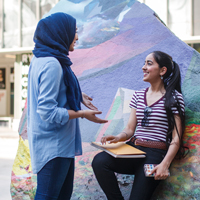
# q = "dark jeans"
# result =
<box><xmin>35</xmin><ymin>157</ymin><xmax>74</xmax><ymax>200</ymax></box>
<box><xmin>92</xmin><ymin>142</ymin><xmax>167</xmax><ymax>200</ymax></box>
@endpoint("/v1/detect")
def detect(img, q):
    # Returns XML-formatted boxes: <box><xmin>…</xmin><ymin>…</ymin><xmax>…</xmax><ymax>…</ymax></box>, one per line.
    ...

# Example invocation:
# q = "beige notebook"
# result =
<box><xmin>91</xmin><ymin>142</ymin><xmax>146</xmax><ymax>158</ymax></box>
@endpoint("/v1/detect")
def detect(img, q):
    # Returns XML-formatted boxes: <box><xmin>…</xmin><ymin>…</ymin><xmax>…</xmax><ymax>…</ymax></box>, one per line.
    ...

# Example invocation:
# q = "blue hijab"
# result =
<box><xmin>33</xmin><ymin>12</ymin><xmax>82</xmax><ymax>111</ymax></box>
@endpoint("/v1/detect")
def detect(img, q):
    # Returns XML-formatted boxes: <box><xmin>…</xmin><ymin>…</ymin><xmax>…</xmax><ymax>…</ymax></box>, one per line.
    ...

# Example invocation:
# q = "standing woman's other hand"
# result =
<box><xmin>82</xmin><ymin>92</ymin><xmax>98</xmax><ymax>111</ymax></box>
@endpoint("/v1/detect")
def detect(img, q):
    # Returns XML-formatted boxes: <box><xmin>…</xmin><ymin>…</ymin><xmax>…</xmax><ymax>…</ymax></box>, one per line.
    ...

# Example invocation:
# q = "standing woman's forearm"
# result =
<box><xmin>68</xmin><ymin>110</ymin><xmax>84</xmax><ymax>120</ymax></box>
<box><xmin>68</xmin><ymin>109</ymin><xmax>108</xmax><ymax>124</ymax></box>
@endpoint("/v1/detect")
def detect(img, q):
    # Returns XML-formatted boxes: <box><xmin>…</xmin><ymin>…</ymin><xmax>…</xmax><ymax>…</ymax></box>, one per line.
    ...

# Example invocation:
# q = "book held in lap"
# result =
<box><xmin>91</xmin><ymin>142</ymin><xmax>146</xmax><ymax>158</ymax></box>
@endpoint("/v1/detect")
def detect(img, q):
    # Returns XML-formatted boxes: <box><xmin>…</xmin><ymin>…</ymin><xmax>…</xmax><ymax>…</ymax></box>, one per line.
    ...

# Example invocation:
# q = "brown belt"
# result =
<box><xmin>130</xmin><ymin>137</ymin><xmax>167</xmax><ymax>151</ymax></box>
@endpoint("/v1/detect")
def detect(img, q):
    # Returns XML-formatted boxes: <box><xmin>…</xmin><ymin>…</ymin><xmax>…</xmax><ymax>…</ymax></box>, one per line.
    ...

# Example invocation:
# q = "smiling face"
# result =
<box><xmin>69</xmin><ymin>27</ymin><xmax>78</xmax><ymax>52</ymax></box>
<box><xmin>142</xmin><ymin>53</ymin><xmax>165</xmax><ymax>83</ymax></box>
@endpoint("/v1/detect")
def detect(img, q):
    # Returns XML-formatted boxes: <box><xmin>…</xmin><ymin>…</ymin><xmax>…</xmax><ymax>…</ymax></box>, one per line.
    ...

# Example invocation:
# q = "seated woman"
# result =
<box><xmin>92</xmin><ymin>51</ymin><xmax>186</xmax><ymax>200</ymax></box>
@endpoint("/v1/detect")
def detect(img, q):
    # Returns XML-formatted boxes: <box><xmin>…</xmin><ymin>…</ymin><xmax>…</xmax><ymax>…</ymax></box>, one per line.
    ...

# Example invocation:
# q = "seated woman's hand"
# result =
<box><xmin>151</xmin><ymin>164</ymin><xmax>170</xmax><ymax>180</ymax></box>
<box><xmin>101</xmin><ymin>135</ymin><xmax>120</xmax><ymax>145</ymax></box>
<box><xmin>84</xmin><ymin>110</ymin><xmax>108</xmax><ymax>124</ymax></box>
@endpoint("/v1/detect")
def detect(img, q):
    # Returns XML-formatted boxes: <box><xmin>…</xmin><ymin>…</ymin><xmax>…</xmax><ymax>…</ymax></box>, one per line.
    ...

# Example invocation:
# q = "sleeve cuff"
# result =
<box><xmin>54</xmin><ymin>108</ymin><xmax>69</xmax><ymax>125</ymax></box>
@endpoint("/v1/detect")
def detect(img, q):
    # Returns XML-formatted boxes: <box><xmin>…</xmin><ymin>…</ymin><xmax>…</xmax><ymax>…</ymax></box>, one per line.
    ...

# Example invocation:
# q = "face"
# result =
<box><xmin>69</xmin><ymin>27</ymin><xmax>78</xmax><ymax>52</ymax></box>
<box><xmin>142</xmin><ymin>53</ymin><xmax>162</xmax><ymax>83</ymax></box>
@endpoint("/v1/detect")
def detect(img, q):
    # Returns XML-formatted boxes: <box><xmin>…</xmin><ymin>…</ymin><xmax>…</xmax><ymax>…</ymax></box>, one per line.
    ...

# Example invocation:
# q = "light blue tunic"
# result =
<box><xmin>27</xmin><ymin>56</ymin><xmax>82</xmax><ymax>174</ymax></box>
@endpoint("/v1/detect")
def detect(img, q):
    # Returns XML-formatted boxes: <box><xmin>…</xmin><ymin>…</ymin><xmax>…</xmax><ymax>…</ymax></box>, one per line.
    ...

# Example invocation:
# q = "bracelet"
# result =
<box><xmin>81</xmin><ymin>110</ymin><xmax>85</xmax><ymax>119</ymax></box>
<box><xmin>122</xmin><ymin>131</ymin><xmax>128</xmax><ymax>140</ymax></box>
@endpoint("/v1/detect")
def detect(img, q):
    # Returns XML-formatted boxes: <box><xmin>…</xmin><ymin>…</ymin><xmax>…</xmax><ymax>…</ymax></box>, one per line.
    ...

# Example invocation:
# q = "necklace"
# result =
<box><xmin>160</xmin><ymin>90</ymin><xmax>166</xmax><ymax>96</ymax></box>
<box><xmin>147</xmin><ymin>87</ymin><xmax>165</xmax><ymax>96</ymax></box>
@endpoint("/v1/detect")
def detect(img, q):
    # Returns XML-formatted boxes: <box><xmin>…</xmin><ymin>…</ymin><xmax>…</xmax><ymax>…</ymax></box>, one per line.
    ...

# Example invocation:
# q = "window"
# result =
<box><xmin>22</xmin><ymin>0</ymin><xmax>37</xmax><ymax>47</ymax></box>
<box><xmin>40</xmin><ymin>0</ymin><xmax>57</xmax><ymax>18</ymax></box>
<box><xmin>3</xmin><ymin>0</ymin><xmax>19</xmax><ymax>48</ymax></box>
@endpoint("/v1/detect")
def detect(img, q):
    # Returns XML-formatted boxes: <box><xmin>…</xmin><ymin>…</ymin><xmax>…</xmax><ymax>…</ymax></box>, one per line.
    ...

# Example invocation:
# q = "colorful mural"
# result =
<box><xmin>11</xmin><ymin>0</ymin><xmax>200</xmax><ymax>199</ymax></box>
<box><xmin>11</xmin><ymin>102</ymin><xmax>37</xmax><ymax>199</ymax></box>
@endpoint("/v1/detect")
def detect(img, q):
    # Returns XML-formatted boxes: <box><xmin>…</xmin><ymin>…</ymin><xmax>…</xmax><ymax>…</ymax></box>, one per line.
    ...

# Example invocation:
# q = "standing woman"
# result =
<box><xmin>27</xmin><ymin>13</ymin><xmax>107</xmax><ymax>199</ymax></box>
<box><xmin>92</xmin><ymin>51</ymin><xmax>186</xmax><ymax>200</ymax></box>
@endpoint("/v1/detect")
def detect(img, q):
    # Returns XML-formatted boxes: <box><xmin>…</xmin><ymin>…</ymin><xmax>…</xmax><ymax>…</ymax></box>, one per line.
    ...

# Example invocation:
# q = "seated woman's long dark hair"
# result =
<box><xmin>152</xmin><ymin>51</ymin><xmax>188</xmax><ymax>158</ymax></box>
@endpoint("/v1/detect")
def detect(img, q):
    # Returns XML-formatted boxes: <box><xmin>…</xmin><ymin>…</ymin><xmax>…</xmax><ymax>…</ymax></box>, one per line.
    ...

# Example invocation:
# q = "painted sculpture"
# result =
<box><xmin>11</xmin><ymin>1</ymin><xmax>200</xmax><ymax>199</ymax></box>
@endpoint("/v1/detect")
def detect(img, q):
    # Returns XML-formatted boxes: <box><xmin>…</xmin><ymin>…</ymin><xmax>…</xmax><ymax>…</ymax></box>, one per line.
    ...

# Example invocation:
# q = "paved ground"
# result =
<box><xmin>0</xmin><ymin>127</ymin><xmax>19</xmax><ymax>200</ymax></box>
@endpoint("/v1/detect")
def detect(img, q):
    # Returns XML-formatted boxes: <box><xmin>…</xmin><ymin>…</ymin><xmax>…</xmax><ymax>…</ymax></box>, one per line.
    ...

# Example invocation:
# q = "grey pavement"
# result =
<box><xmin>0</xmin><ymin>127</ymin><xmax>19</xmax><ymax>200</ymax></box>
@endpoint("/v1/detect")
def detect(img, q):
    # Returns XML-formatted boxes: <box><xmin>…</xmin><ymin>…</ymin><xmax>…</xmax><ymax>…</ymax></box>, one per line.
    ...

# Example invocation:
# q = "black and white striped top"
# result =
<box><xmin>129</xmin><ymin>88</ymin><xmax>185</xmax><ymax>142</ymax></box>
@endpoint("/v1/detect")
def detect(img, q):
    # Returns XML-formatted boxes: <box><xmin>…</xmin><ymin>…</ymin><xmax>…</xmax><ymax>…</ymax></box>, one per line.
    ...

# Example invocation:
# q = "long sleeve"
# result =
<box><xmin>36</xmin><ymin>60</ymin><xmax>69</xmax><ymax>125</ymax></box>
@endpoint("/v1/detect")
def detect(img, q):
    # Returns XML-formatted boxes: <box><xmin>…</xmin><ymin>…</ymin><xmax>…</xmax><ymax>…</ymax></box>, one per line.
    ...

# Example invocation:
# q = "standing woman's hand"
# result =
<box><xmin>82</xmin><ymin>92</ymin><xmax>98</xmax><ymax>111</ymax></box>
<box><xmin>84</xmin><ymin>110</ymin><xmax>108</xmax><ymax>124</ymax></box>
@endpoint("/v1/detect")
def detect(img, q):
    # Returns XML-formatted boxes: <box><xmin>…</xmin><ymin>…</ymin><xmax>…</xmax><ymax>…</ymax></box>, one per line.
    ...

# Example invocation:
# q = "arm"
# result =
<box><xmin>101</xmin><ymin>108</ymin><xmax>137</xmax><ymax>144</ymax></box>
<box><xmin>152</xmin><ymin>115</ymin><xmax>182</xmax><ymax>180</ymax></box>
<box><xmin>68</xmin><ymin>109</ymin><xmax>108</xmax><ymax>123</ymax></box>
<box><xmin>37</xmin><ymin>61</ymin><xmax>69</xmax><ymax>125</ymax></box>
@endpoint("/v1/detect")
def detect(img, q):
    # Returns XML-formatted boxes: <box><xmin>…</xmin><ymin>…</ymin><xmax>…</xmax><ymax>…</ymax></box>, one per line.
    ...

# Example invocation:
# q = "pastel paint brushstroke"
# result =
<box><xmin>11</xmin><ymin>102</ymin><xmax>37</xmax><ymax>199</ymax></box>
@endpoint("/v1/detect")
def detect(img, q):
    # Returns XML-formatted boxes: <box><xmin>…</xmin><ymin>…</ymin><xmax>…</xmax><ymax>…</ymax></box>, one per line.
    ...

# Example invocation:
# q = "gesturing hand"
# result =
<box><xmin>82</xmin><ymin>92</ymin><xmax>98</xmax><ymax>111</ymax></box>
<box><xmin>84</xmin><ymin>110</ymin><xmax>108</xmax><ymax>124</ymax></box>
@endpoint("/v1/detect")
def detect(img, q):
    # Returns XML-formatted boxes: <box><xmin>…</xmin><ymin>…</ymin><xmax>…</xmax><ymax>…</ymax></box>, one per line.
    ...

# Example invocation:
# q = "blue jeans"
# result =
<box><xmin>35</xmin><ymin>157</ymin><xmax>74</xmax><ymax>200</ymax></box>
<box><xmin>92</xmin><ymin>142</ymin><xmax>167</xmax><ymax>200</ymax></box>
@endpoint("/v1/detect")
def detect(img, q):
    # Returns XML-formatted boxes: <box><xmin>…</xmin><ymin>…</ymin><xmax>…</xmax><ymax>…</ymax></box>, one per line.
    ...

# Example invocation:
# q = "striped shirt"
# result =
<box><xmin>129</xmin><ymin>88</ymin><xmax>185</xmax><ymax>142</ymax></box>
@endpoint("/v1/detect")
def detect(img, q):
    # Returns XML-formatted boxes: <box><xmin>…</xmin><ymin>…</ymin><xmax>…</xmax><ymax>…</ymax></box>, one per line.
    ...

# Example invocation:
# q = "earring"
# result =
<box><xmin>161</xmin><ymin>76</ymin><xmax>163</xmax><ymax>80</ymax></box>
